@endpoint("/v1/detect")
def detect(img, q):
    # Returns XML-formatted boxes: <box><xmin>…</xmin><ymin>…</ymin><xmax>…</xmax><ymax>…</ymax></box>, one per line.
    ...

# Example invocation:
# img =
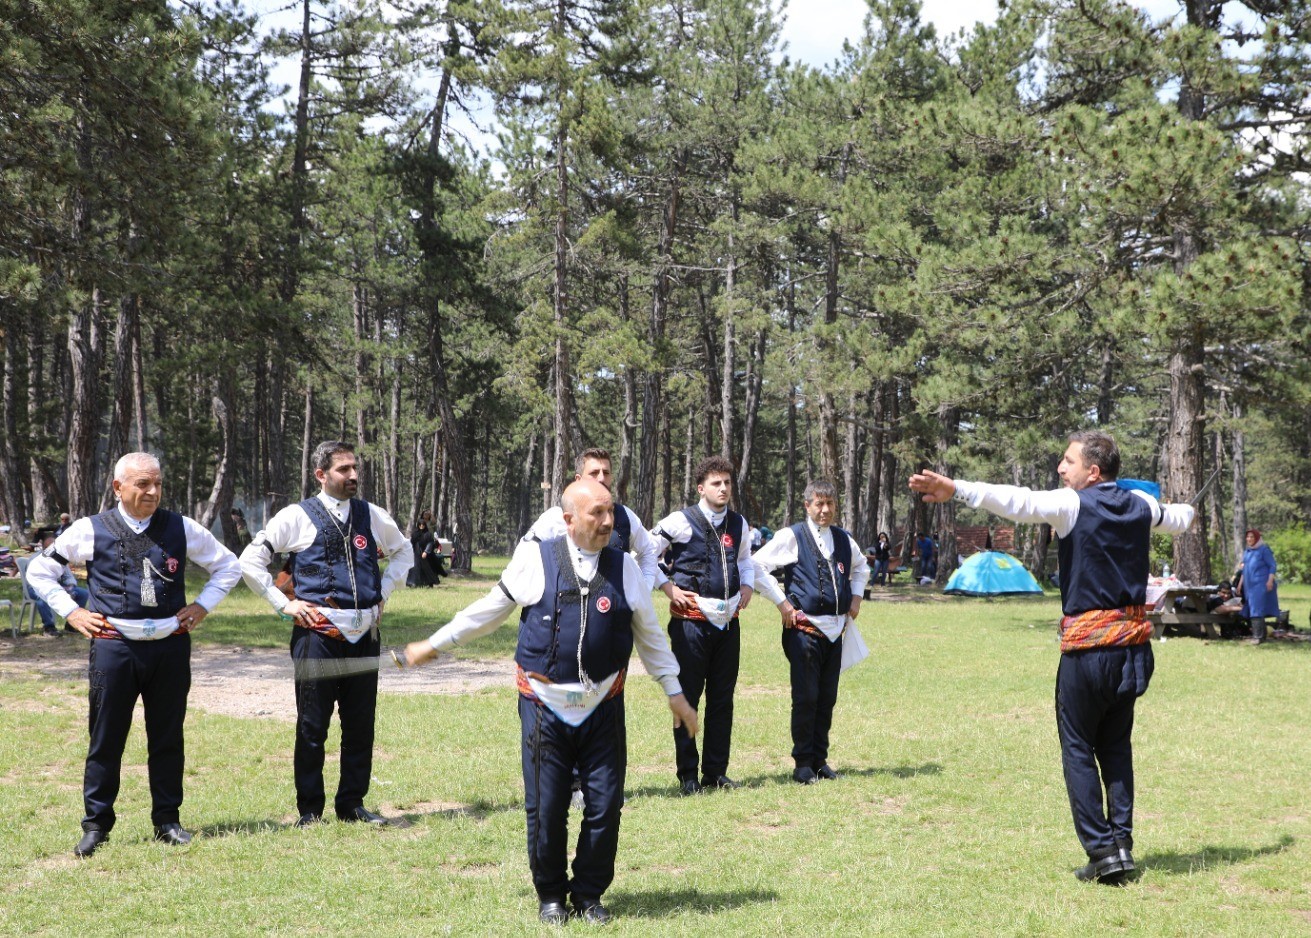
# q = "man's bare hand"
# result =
<box><xmin>402</xmin><ymin>640</ymin><xmax>439</xmax><ymax>668</ymax></box>
<box><xmin>175</xmin><ymin>603</ymin><xmax>208</xmax><ymax>631</ymax></box>
<box><xmin>847</xmin><ymin>596</ymin><xmax>862</xmax><ymax>620</ymax></box>
<box><xmin>281</xmin><ymin>599</ymin><xmax>323</xmax><ymax>627</ymax></box>
<box><xmin>668</xmin><ymin>693</ymin><xmax>698</xmax><ymax>737</ymax></box>
<box><xmin>737</xmin><ymin>585</ymin><xmax>754</xmax><ymax>611</ymax></box>
<box><xmin>908</xmin><ymin>469</ymin><xmax>956</xmax><ymax>504</ymax></box>
<box><xmin>662</xmin><ymin>582</ymin><xmax>699</xmax><ymax>614</ymax></box>
<box><xmin>66</xmin><ymin>608</ymin><xmax>107</xmax><ymax>638</ymax></box>
<box><xmin>778</xmin><ymin>601</ymin><xmax>798</xmax><ymax>628</ymax></box>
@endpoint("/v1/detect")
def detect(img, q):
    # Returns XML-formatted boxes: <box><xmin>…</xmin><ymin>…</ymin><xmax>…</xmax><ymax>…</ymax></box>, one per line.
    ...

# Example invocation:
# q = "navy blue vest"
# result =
<box><xmin>515</xmin><ymin>538</ymin><xmax>634</xmax><ymax>684</ymax></box>
<box><xmin>1057</xmin><ymin>484</ymin><xmax>1153</xmax><ymax>616</ymax></box>
<box><xmin>610</xmin><ymin>502</ymin><xmax>633</xmax><ymax>553</ymax></box>
<box><xmin>668</xmin><ymin>507</ymin><xmax>746</xmax><ymax>599</ymax></box>
<box><xmin>87</xmin><ymin>509</ymin><xmax>189</xmax><ymax>618</ymax></box>
<box><xmin>291</xmin><ymin>497</ymin><xmax>383</xmax><ymax>609</ymax></box>
<box><xmin>782</xmin><ymin>523</ymin><xmax>854</xmax><ymax>616</ymax></box>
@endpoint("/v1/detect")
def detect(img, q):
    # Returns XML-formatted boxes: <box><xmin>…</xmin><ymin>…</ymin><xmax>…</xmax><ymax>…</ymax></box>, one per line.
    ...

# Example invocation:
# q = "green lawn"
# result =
<box><xmin>2</xmin><ymin>567</ymin><xmax>1310</xmax><ymax>936</ymax></box>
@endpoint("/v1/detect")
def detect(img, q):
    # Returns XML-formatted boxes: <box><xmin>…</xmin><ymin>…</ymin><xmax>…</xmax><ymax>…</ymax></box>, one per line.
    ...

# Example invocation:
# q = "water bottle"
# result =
<box><xmin>1162</xmin><ymin>563</ymin><xmax>1172</xmax><ymax>578</ymax></box>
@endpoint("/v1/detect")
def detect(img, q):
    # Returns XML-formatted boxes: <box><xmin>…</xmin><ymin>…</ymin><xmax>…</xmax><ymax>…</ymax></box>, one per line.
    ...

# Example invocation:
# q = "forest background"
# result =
<box><xmin>3</xmin><ymin>0</ymin><xmax>1311</xmax><ymax>585</ymax></box>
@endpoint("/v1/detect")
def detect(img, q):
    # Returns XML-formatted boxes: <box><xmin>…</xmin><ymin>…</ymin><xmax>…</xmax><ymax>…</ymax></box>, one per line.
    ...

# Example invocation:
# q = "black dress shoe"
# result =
<box><xmin>1117</xmin><ymin>845</ymin><xmax>1138</xmax><ymax>880</ymax></box>
<box><xmin>1074</xmin><ymin>853</ymin><xmax>1126</xmax><ymax>884</ymax></box>
<box><xmin>538</xmin><ymin>900</ymin><xmax>569</xmax><ymax>925</ymax></box>
<box><xmin>792</xmin><ymin>766</ymin><xmax>818</xmax><ymax>785</ymax></box>
<box><xmin>294</xmin><ymin>813</ymin><xmax>322</xmax><ymax>828</ymax></box>
<box><xmin>701</xmin><ymin>774</ymin><xmax>738</xmax><ymax>790</ymax></box>
<box><xmin>337</xmin><ymin>806</ymin><xmax>388</xmax><ymax>825</ymax></box>
<box><xmin>573</xmin><ymin>897</ymin><xmax>612</xmax><ymax>924</ymax></box>
<box><xmin>153</xmin><ymin>823</ymin><xmax>193</xmax><ymax>846</ymax></box>
<box><xmin>814</xmin><ymin>763</ymin><xmax>840</xmax><ymax>781</ymax></box>
<box><xmin>74</xmin><ymin>828</ymin><xmax>108</xmax><ymax>858</ymax></box>
<box><xmin>679</xmin><ymin>777</ymin><xmax>702</xmax><ymax>796</ymax></box>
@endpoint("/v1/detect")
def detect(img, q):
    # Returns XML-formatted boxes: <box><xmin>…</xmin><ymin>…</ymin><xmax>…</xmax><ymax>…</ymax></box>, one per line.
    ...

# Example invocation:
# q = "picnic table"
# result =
<box><xmin>1145</xmin><ymin>583</ymin><xmax>1234</xmax><ymax>639</ymax></box>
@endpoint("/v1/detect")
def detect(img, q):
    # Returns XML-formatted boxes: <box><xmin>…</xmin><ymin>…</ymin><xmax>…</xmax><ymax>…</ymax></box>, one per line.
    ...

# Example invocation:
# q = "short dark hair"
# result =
<box><xmin>575</xmin><ymin>448</ymin><xmax>611</xmax><ymax>474</ymax></box>
<box><xmin>1068</xmin><ymin>430</ymin><xmax>1120</xmax><ymax>480</ymax></box>
<box><xmin>803</xmin><ymin>479</ymin><xmax>837</xmax><ymax>504</ymax></box>
<box><xmin>312</xmin><ymin>440</ymin><xmax>355</xmax><ymax>473</ymax></box>
<box><xmin>694</xmin><ymin>455</ymin><xmax>735</xmax><ymax>486</ymax></box>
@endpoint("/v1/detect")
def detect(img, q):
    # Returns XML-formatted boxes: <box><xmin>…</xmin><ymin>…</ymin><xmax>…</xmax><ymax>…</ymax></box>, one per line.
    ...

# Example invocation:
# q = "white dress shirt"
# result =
<box><xmin>753</xmin><ymin>520</ymin><xmax>870</xmax><ymax>641</ymax></box>
<box><xmin>27</xmin><ymin>504</ymin><xmax>241</xmax><ymax>640</ymax></box>
<box><xmin>522</xmin><ymin>503</ymin><xmax>661</xmax><ymax>591</ymax></box>
<box><xmin>426</xmin><ymin>538</ymin><xmax>683</xmax><ymax>699</ymax></box>
<box><xmin>951</xmin><ymin>480</ymin><xmax>1195</xmax><ymax>538</ymax></box>
<box><xmin>649</xmin><ymin>500</ymin><xmax>755</xmax><ymax>628</ymax></box>
<box><xmin>239</xmin><ymin>490</ymin><xmax>413</xmax><ymax>642</ymax></box>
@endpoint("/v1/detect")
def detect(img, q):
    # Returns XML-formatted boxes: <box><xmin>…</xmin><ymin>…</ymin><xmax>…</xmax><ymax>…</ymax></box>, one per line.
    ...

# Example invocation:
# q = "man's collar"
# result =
<box><xmin>698</xmin><ymin>498</ymin><xmax>726</xmax><ymax>520</ymax></box>
<box><xmin>317</xmin><ymin>489</ymin><xmax>347</xmax><ymax>509</ymax></box>
<box><xmin>117</xmin><ymin>503</ymin><xmax>153</xmax><ymax>528</ymax></box>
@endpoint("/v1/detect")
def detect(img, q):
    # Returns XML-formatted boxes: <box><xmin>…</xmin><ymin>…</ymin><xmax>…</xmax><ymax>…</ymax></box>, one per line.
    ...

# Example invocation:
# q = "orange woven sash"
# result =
<box><xmin>516</xmin><ymin>664</ymin><xmax>627</xmax><ymax>703</ymax></box>
<box><xmin>1058</xmin><ymin>605</ymin><xmax>1151</xmax><ymax>653</ymax></box>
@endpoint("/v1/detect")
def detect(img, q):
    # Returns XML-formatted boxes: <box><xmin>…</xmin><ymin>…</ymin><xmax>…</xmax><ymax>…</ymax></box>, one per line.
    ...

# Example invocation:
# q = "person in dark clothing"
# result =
<box><xmin>911</xmin><ymin>430</ymin><xmax>1195</xmax><ymax>885</ymax></box>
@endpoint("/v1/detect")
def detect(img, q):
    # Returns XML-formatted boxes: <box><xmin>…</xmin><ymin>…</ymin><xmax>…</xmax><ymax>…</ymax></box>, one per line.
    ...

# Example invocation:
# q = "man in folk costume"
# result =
<box><xmin>240</xmin><ymin>440</ymin><xmax>413</xmax><ymax>827</ymax></box>
<box><xmin>28</xmin><ymin>453</ymin><xmax>241</xmax><ymax>857</ymax></box>
<box><xmin>401</xmin><ymin>479</ymin><xmax>696</xmax><ymax>925</ymax></box>
<box><xmin>910</xmin><ymin>431</ymin><xmax>1194</xmax><ymax>884</ymax></box>
<box><xmin>649</xmin><ymin>455</ymin><xmax>755</xmax><ymax>795</ymax></box>
<box><xmin>752</xmin><ymin>480</ymin><xmax>869</xmax><ymax>784</ymax></box>
<box><xmin>521</xmin><ymin>447</ymin><xmax>661</xmax><ymax>590</ymax></box>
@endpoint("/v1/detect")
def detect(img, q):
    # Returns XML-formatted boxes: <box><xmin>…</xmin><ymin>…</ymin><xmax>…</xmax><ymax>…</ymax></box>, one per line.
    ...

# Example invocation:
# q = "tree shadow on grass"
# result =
<box><xmin>607</xmin><ymin>887</ymin><xmax>779</xmax><ymax>918</ymax></box>
<box><xmin>197</xmin><ymin>798</ymin><xmax>523</xmax><ymax>837</ymax></box>
<box><xmin>1139</xmin><ymin>834</ymin><xmax>1294</xmax><ymax>875</ymax></box>
<box><xmin>624</xmin><ymin>762</ymin><xmax>943</xmax><ymax>799</ymax></box>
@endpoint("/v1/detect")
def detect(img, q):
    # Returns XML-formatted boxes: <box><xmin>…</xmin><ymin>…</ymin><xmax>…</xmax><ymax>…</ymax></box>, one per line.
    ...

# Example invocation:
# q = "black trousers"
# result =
<box><xmin>668</xmin><ymin>616</ymin><xmax>740</xmax><ymax>781</ymax></box>
<box><xmin>1055</xmin><ymin>643</ymin><xmax>1153</xmax><ymax>859</ymax></box>
<box><xmin>290</xmin><ymin>626</ymin><xmax>380</xmax><ymax>817</ymax></box>
<box><xmin>782</xmin><ymin>627</ymin><xmax>843</xmax><ymax>768</ymax></box>
<box><xmin>83</xmin><ymin>631</ymin><xmax>191</xmax><ymax>832</ymax></box>
<box><xmin>519</xmin><ymin>693</ymin><xmax>626</xmax><ymax>903</ymax></box>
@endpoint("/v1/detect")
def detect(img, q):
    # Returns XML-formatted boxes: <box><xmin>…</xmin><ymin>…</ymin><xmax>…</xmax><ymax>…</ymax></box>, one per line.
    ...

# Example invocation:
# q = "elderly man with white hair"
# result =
<box><xmin>27</xmin><ymin>452</ymin><xmax>241</xmax><ymax>858</ymax></box>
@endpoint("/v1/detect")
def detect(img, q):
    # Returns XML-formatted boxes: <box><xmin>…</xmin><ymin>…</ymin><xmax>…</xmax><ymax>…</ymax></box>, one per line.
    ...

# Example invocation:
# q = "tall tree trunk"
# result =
<box><xmin>281</xmin><ymin>0</ymin><xmax>313</xmax><ymax>308</ymax></box>
<box><xmin>877</xmin><ymin>381</ymin><xmax>899</xmax><ymax>541</ymax></box>
<box><xmin>935</xmin><ymin>407</ymin><xmax>959</xmax><ymax>583</ymax></box>
<box><xmin>618</xmin><ymin>276</ymin><xmax>636</xmax><ymax>504</ymax></box>
<box><xmin>26</xmin><ymin>315</ymin><xmax>61</xmax><ymax>518</ymax></box>
<box><xmin>66</xmin><ymin>288</ymin><xmax>101</xmax><ymax>519</ymax></box>
<box><xmin>636</xmin><ymin>151</ymin><xmax>684</xmax><ymax>522</ymax></box>
<box><xmin>352</xmin><ymin>281</ymin><xmax>370</xmax><ymax>489</ymax></box>
<box><xmin>300</xmin><ymin>380</ymin><xmax>314</xmax><ymax>500</ymax></box>
<box><xmin>843</xmin><ymin>392</ymin><xmax>860</xmax><ymax>530</ymax></box>
<box><xmin>1208</xmin><ymin>425</ymin><xmax>1227</xmax><ymax>574</ymax></box>
<box><xmin>549</xmin><ymin>0</ymin><xmax>573</xmax><ymax>506</ymax></box>
<box><xmin>720</xmin><ymin>234</ymin><xmax>736</xmax><ymax>462</ymax></box>
<box><xmin>101</xmin><ymin>291</ymin><xmax>138</xmax><ymax>510</ymax></box>
<box><xmin>0</xmin><ymin>311</ymin><xmax>28</xmax><ymax>528</ymax></box>
<box><xmin>200</xmin><ymin>376</ymin><xmax>238</xmax><ymax>544</ymax></box>
<box><xmin>1230</xmin><ymin>398</ymin><xmax>1247</xmax><ymax>573</ymax></box>
<box><xmin>737</xmin><ymin>326</ymin><xmax>766</xmax><ymax>517</ymax></box>
<box><xmin>385</xmin><ymin>362</ymin><xmax>400</xmax><ymax>516</ymax></box>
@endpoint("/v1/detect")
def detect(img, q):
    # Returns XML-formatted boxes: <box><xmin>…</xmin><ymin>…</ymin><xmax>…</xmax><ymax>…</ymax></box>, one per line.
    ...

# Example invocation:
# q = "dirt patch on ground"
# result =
<box><xmin>0</xmin><ymin>634</ymin><xmax>650</xmax><ymax>722</ymax></box>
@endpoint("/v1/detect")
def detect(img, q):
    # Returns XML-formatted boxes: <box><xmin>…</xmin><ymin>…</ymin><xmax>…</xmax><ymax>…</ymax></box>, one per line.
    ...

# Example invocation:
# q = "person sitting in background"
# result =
<box><xmin>0</xmin><ymin>546</ymin><xmax>18</xmax><ymax>578</ymax></box>
<box><xmin>27</xmin><ymin>531</ymin><xmax>90</xmax><ymax>635</ymax></box>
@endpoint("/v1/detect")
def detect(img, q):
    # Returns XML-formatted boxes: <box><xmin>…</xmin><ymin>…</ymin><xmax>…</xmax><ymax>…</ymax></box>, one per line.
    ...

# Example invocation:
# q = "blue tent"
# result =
<box><xmin>944</xmin><ymin>551</ymin><xmax>1043</xmax><ymax>597</ymax></box>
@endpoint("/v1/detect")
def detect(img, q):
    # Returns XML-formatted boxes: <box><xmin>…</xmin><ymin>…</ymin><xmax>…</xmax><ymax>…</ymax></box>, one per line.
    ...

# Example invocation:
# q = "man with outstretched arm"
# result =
<box><xmin>401</xmin><ymin>479</ymin><xmax>697</xmax><ymax>926</ymax></box>
<box><xmin>909</xmin><ymin>430</ymin><xmax>1195</xmax><ymax>885</ymax></box>
<box><xmin>752</xmin><ymin>479</ymin><xmax>869</xmax><ymax>784</ymax></box>
<box><xmin>240</xmin><ymin>440</ymin><xmax>412</xmax><ymax>828</ymax></box>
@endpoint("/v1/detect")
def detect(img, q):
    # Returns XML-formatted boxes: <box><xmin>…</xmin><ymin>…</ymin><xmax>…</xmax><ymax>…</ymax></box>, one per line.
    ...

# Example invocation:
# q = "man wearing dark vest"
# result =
<box><xmin>521</xmin><ymin>447</ymin><xmax>660</xmax><ymax>589</ymax></box>
<box><xmin>910</xmin><ymin>431</ymin><xmax>1195</xmax><ymax>884</ymax></box>
<box><xmin>752</xmin><ymin>480</ymin><xmax>869</xmax><ymax>784</ymax></box>
<box><xmin>650</xmin><ymin>455</ymin><xmax>755</xmax><ymax>795</ymax></box>
<box><xmin>401</xmin><ymin>479</ymin><xmax>696</xmax><ymax>925</ymax></box>
<box><xmin>27</xmin><ymin>452</ymin><xmax>241</xmax><ymax>857</ymax></box>
<box><xmin>240</xmin><ymin>440</ymin><xmax>413</xmax><ymax>827</ymax></box>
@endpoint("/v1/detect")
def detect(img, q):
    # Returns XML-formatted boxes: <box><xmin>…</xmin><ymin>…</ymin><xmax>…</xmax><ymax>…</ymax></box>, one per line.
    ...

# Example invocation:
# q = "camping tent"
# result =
<box><xmin>944</xmin><ymin>551</ymin><xmax>1043</xmax><ymax>597</ymax></box>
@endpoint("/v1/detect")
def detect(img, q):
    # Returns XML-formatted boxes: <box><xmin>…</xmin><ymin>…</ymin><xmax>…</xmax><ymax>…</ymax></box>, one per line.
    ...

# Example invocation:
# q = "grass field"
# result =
<box><xmin>2</xmin><ymin>565</ymin><xmax>1310</xmax><ymax>936</ymax></box>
